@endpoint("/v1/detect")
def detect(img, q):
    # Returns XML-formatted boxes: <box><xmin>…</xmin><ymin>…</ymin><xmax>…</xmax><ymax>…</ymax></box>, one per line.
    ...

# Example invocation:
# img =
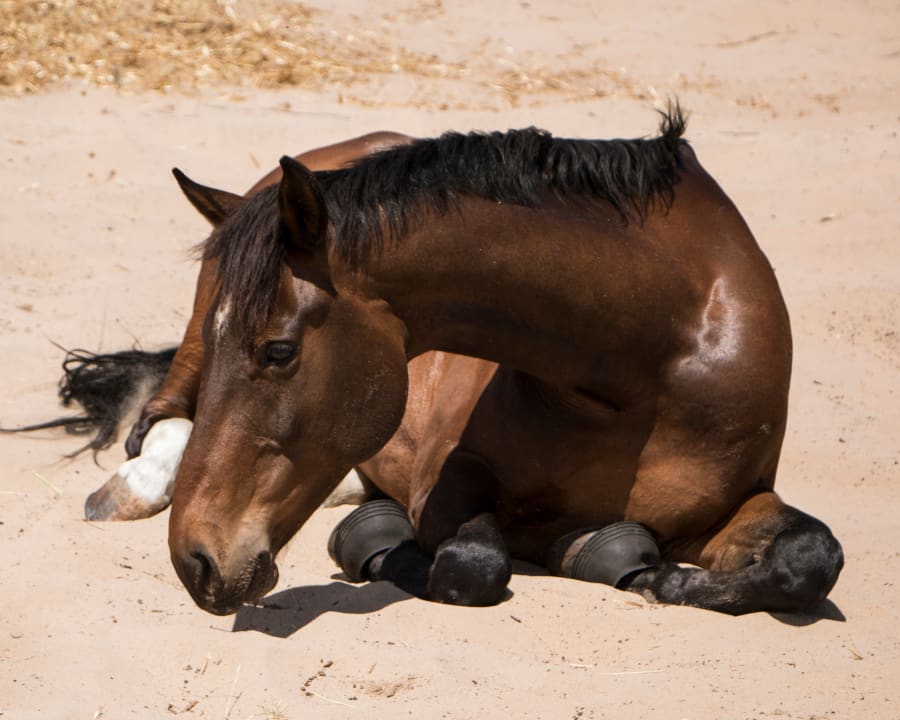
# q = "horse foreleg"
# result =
<box><xmin>425</xmin><ymin>511</ymin><xmax>511</xmax><ymax>605</ymax></box>
<box><xmin>328</xmin><ymin>498</ymin><xmax>431</xmax><ymax>597</ymax></box>
<box><xmin>345</xmin><ymin>509</ymin><xmax>511</xmax><ymax>606</ymax></box>
<box><xmin>124</xmin><ymin>259</ymin><xmax>218</xmax><ymax>458</ymax></box>
<box><xmin>413</xmin><ymin>452</ymin><xmax>511</xmax><ymax>605</ymax></box>
<box><xmin>621</xmin><ymin>491</ymin><xmax>844</xmax><ymax>614</ymax></box>
<box><xmin>329</xmin><ymin>452</ymin><xmax>511</xmax><ymax>606</ymax></box>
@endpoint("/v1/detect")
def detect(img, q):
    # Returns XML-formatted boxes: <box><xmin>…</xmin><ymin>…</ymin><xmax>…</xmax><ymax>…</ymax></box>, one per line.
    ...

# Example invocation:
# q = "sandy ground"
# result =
<box><xmin>2</xmin><ymin>1</ymin><xmax>899</xmax><ymax>718</ymax></box>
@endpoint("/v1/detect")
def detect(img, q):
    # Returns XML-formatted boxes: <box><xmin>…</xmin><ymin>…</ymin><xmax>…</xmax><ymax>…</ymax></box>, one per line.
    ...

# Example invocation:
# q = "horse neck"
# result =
<box><xmin>356</xmin><ymin>197</ymin><xmax>688</xmax><ymax>386</ymax></box>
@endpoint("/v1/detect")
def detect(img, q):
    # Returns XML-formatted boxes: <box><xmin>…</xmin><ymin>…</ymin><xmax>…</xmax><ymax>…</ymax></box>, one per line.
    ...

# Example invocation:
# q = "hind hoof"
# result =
<box><xmin>547</xmin><ymin>522</ymin><xmax>660</xmax><ymax>588</ymax></box>
<box><xmin>85</xmin><ymin>417</ymin><xmax>190</xmax><ymax>521</ymax></box>
<box><xmin>328</xmin><ymin>500</ymin><xmax>415</xmax><ymax>582</ymax></box>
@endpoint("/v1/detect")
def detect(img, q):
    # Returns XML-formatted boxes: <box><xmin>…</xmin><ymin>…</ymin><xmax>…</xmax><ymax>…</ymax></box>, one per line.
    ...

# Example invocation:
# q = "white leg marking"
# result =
<box><xmin>117</xmin><ymin>418</ymin><xmax>193</xmax><ymax>504</ymax></box>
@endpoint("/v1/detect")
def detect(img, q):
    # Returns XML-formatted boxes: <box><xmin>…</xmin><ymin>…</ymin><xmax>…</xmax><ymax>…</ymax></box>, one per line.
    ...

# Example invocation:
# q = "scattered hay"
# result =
<box><xmin>2</xmin><ymin>0</ymin><xmax>392</xmax><ymax>94</ymax></box>
<box><xmin>0</xmin><ymin>0</ymin><xmax>647</xmax><ymax>108</ymax></box>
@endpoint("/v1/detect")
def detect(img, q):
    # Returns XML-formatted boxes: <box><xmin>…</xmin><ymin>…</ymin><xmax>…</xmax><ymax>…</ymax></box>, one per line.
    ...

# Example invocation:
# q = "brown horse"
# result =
<box><xmin>154</xmin><ymin>107</ymin><xmax>844</xmax><ymax>616</ymax></box>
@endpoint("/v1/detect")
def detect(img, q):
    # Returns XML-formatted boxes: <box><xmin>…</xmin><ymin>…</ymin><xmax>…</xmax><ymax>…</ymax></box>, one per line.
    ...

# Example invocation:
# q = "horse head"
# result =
<box><xmin>167</xmin><ymin>159</ymin><xmax>409</xmax><ymax>615</ymax></box>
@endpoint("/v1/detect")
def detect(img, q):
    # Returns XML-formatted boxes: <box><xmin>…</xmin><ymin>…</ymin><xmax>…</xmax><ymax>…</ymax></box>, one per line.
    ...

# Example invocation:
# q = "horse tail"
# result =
<box><xmin>0</xmin><ymin>346</ymin><xmax>177</xmax><ymax>458</ymax></box>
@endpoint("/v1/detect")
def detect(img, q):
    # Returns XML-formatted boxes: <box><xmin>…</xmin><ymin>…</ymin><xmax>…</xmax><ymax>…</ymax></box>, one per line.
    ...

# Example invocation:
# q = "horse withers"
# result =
<box><xmin>160</xmin><ymin>106</ymin><xmax>843</xmax><ymax>616</ymax></box>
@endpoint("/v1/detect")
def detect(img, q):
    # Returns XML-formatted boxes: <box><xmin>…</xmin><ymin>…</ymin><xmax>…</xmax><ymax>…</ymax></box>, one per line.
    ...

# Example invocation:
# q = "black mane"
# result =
<box><xmin>319</xmin><ymin>105</ymin><xmax>687</xmax><ymax>263</ymax></box>
<box><xmin>204</xmin><ymin>105</ymin><xmax>688</xmax><ymax>337</ymax></box>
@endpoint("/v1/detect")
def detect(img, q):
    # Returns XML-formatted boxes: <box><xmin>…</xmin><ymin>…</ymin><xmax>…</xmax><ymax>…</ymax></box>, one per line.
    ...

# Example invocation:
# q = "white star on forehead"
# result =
<box><xmin>214</xmin><ymin>296</ymin><xmax>233</xmax><ymax>338</ymax></box>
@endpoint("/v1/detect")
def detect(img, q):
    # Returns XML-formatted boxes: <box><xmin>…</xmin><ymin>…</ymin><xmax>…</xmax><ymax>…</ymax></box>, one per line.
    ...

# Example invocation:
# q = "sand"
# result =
<box><xmin>1</xmin><ymin>1</ymin><xmax>899</xmax><ymax>717</ymax></box>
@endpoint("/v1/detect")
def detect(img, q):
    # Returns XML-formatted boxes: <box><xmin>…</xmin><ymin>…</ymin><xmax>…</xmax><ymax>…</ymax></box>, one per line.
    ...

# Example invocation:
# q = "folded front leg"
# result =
<box><xmin>329</xmin><ymin>448</ymin><xmax>512</xmax><ymax>606</ymax></box>
<box><xmin>328</xmin><ymin>502</ymin><xmax>510</xmax><ymax>606</ymax></box>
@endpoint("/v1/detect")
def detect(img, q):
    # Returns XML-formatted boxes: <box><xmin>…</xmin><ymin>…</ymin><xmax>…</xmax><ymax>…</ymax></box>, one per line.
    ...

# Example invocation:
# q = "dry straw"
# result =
<box><xmin>0</xmin><ymin>0</ymin><xmax>646</xmax><ymax>107</ymax></box>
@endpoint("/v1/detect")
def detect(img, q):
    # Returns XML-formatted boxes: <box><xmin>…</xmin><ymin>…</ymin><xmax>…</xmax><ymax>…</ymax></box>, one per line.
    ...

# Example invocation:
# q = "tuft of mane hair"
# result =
<box><xmin>319</xmin><ymin>100</ymin><xmax>688</xmax><ymax>263</ymax></box>
<box><xmin>0</xmin><ymin>347</ymin><xmax>176</xmax><ymax>459</ymax></box>
<box><xmin>203</xmin><ymin>102</ymin><xmax>689</xmax><ymax>339</ymax></box>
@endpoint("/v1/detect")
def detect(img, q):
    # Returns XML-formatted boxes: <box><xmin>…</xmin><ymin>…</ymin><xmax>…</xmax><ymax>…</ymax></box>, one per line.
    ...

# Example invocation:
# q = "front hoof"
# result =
<box><xmin>84</xmin><ymin>474</ymin><xmax>169</xmax><ymax>521</ymax></box>
<box><xmin>547</xmin><ymin>522</ymin><xmax>660</xmax><ymax>588</ymax></box>
<box><xmin>427</xmin><ymin>535</ymin><xmax>511</xmax><ymax>606</ymax></box>
<box><xmin>327</xmin><ymin>500</ymin><xmax>415</xmax><ymax>582</ymax></box>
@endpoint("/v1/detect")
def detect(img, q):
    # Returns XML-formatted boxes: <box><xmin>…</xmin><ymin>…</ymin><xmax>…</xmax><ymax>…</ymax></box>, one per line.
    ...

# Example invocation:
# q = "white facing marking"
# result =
<box><xmin>294</xmin><ymin>277</ymin><xmax>323</xmax><ymax>308</ymax></box>
<box><xmin>214</xmin><ymin>296</ymin><xmax>232</xmax><ymax>338</ymax></box>
<box><xmin>117</xmin><ymin>418</ymin><xmax>193</xmax><ymax>503</ymax></box>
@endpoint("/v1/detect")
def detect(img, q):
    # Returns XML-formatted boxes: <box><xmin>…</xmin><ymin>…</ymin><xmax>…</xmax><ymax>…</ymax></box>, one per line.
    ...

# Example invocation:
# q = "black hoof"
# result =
<box><xmin>327</xmin><ymin>500</ymin><xmax>415</xmax><ymax>582</ymax></box>
<box><xmin>424</xmin><ymin>513</ymin><xmax>511</xmax><ymax>606</ymax></box>
<box><xmin>547</xmin><ymin>521</ymin><xmax>660</xmax><ymax>588</ymax></box>
<box><xmin>427</xmin><ymin>538</ymin><xmax>510</xmax><ymax>606</ymax></box>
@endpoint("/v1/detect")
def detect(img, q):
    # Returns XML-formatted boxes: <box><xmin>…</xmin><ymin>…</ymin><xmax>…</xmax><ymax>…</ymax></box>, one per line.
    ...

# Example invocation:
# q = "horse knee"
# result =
<box><xmin>427</xmin><ymin>515</ymin><xmax>511</xmax><ymax>606</ymax></box>
<box><xmin>764</xmin><ymin>517</ymin><xmax>844</xmax><ymax>610</ymax></box>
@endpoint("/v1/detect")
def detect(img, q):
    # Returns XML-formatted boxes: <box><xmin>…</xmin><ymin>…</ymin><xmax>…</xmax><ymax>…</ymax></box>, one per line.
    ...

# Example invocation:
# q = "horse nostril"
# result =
<box><xmin>189</xmin><ymin>547</ymin><xmax>216</xmax><ymax>596</ymax></box>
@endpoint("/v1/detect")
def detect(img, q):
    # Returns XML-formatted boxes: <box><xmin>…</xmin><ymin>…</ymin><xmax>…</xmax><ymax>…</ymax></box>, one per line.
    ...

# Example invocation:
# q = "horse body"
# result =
<box><xmin>345</xmin><ymin>146</ymin><xmax>789</xmax><ymax>563</ymax></box>
<box><xmin>162</xmin><ymin>110</ymin><xmax>842</xmax><ymax>616</ymax></box>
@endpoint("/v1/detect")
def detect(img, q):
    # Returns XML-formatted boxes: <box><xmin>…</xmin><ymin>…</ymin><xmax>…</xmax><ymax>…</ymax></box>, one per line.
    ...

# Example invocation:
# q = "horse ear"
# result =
<box><xmin>278</xmin><ymin>155</ymin><xmax>328</xmax><ymax>250</ymax></box>
<box><xmin>172</xmin><ymin>168</ymin><xmax>242</xmax><ymax>226</ymax></box>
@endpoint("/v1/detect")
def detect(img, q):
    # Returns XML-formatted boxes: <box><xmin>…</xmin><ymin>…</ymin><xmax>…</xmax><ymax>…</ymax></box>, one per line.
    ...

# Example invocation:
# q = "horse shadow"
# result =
<box><xmin>769</xmin><ymin>598</ymin><xmax>845</xmax><ymax>625</ymax></box>
<box><xmin>232</xmin><ymin>579</ymin><xmax>414</xmax><ymax>638</ymax></box>
<box><xmin>233</xmin><ymin>564</ymin><xmax>844</xmax><ymax>637</ymax></box>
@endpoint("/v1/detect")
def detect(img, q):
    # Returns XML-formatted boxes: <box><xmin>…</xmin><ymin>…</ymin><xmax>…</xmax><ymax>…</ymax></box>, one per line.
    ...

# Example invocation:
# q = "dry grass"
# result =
<box><xmin>0</xmin><ymin>0</ymin><xmax>647</xmax><ymax>107</ymax></box>
<box><xmin>1</xmin><ymin>0</ymin><xmax>397</xmax><ymax>94</ymax></box>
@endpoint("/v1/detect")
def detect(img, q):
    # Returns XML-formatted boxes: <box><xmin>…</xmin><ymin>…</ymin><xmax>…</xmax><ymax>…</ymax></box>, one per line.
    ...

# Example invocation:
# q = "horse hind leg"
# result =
<box><xmin>621</xmin><ymin>491</ymin><xmax>844</xmax><ymax>615</ymax></box>
<box><xmin>85</xmin><ymin>417</ymin><xmax>193</xmax><ymax>521</ymax></box>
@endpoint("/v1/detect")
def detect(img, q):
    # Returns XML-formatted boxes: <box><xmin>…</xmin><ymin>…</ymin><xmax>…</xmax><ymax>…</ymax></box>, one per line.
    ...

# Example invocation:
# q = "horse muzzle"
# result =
<box><xmin>171</xmin><ymin>546</ymin><xmax>279</xmax><ymax>615</ymax></box>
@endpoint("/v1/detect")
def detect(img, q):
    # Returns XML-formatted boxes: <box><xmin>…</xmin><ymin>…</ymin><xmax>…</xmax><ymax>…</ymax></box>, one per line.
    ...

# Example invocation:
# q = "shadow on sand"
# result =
<box><xmin>232</xmin><ymin>579</ymin><xmax>416</xmax><ymax>638</ymax></box>
<box><xmin>769</xmin><ymin>598</ymin><xmax>846</xmax><ymax>625</ymax></box>
<box><xmin>232</xmin><ymin>563</ymin><xmax>844</xmax><ymax>638</ymax></box>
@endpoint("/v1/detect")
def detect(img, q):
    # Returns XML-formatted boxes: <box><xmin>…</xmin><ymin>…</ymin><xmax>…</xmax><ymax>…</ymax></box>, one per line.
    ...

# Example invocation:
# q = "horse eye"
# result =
<box><xmin>264</xmin><ymin>342</ymin><xmax>296</xmax><ymax>366</ymax></box>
